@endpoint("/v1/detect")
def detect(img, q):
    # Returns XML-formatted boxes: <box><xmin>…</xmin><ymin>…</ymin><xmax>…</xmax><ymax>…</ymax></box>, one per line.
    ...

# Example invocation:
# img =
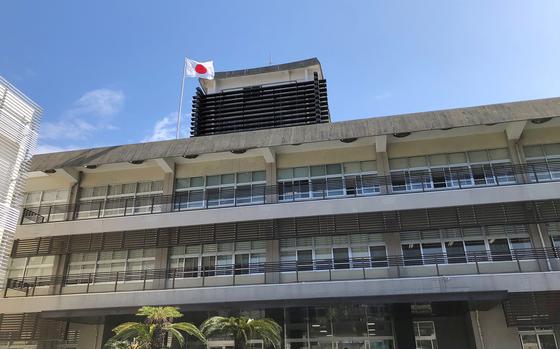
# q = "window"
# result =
<box><xmin>78</xmin><ymin>181</ymin><xmax>163</xmax><ymax>219</ymax></box>
<box><xmin>7</xmin><ymin>256</ymin><xmax>55</xmax><ymax>280</ymax></box>
<box><xmin>548</xmin><ymin>223</ymin><xmax>560</xmax><ymax>248</ymax></box>
<box><xmin>278</xmin><ymin>161</ymin><xmax>379</xmax><ymax>201</ymax></box>
<box><xmin>175</xmin><ymin>171</ymin><xmax>266</xmax><ymax>209</ymax></box>
<box><xmin>169</xmin><ymin>240</ymin><xmax>266</xmax><ymax>277</ymax></box>
<box><xmin>389</xmin><ymin>148</ymin><xmax>514</xmax><ymax>193</ymax></box>
<box><xmin>400</xmin><ymin>225</ymin><xmax>532</xmax><ymax>265</ymax></box>
<box><xmin>66</xmin><ymin>249</ymin><xmax>155</xmax><ymax>284</ymax></box>
<box><xmin>414</xmin><ymin>321</ymin><xmax>438</xmax><ymax>349</ymax></box>
<box><xmin>519</xmin><ymin>327</ymin><xmax>558</xmax><ymax>349</ymax></box>
<box><xmin>280</xmin><ymin>234</ymin><xmax>387</xmax><ymax>271</ymax></box>
<box><xmin>525</xmin><ymin>144</ymin><xmax>560</xmax><ymax>183</ymax></box>
<box><xmin>22</xmin><ymin>189</ymin><xmax>70</xmax><ymax>222</ymax></box>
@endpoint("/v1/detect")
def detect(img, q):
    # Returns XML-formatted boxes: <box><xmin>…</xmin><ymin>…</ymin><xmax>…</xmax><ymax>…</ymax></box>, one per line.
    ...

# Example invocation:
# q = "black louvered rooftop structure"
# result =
<box><xmin>191</xmin><ymin>60</ymin><xmax>330</xmax><ymax>136</ymax></box>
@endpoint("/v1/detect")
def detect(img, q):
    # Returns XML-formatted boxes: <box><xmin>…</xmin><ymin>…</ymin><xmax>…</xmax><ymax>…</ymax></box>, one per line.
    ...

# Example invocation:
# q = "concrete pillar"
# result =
<box><xmin>265</xmin><ymin>240</ymin><xmax>280</xmax><ymax>283</ymax></box>
<box><xmin>161</xmin><ymin>160</ymin><xmax>176</xmax><ymax>213</ymax></box>
<box><xmin>383</xmin><ymin>232</ymin><xmax>401</xmax><ymax>278</ymax></box>
<box><xmin>376</xmin><ymin>152</ymin><xmax>391</xmax><ymax>194</ymax></box>
<box><xmin>67</xmin><ymin>171</ymin><xmax>83</xmax><ymax>221</ymax></box>
<box><xmin>152</xmin><ymin>247</ymin><xmax>169</xmax><ymax>289</ymax></box>
<box><xmin>265</xmin><ymin>161</ymin><xmax>278</xmax><ymax>204</ymax></box>
<box><xmin>49</xmin><ymin>254</ymin><xmax>68</xmax><ymax>295</ymax></box>
<box><xmin>392</xmin><ymin>303</ymin><xmax>415</xmax><ymax>349</ymax></box>
<box><xmin>468</xmin><ymin>306</ymin><xmax>521</xmax><ymax>349</ymax></box>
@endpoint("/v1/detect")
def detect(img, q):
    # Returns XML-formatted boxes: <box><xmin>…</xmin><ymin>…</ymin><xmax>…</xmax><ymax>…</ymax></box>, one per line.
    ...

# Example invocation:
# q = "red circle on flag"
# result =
<box><xmin>195</xmin><ymin>64</ymin><xmax>207</xmax><ymax>74</ymax></box>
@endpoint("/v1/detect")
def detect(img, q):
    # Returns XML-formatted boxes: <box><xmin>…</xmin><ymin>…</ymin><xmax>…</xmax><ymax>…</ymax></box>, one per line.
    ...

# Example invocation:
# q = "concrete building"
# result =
<box><xmin>1</xmin><ymin>59</ymin><xmax>560</xmax><ymax>349</ymax></box>
<box><xmin>0</xmin><ymin>77</ymin><xmax>41</xmax><ymax>290</ymax></box>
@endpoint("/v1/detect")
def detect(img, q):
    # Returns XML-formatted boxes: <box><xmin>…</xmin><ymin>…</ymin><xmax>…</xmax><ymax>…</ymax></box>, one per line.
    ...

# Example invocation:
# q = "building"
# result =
<box><xmin>0</xmin><ymin>77</ymin><xmax>42</xmax><ymax>291</ymax></box>
<box><xmin>1</xmin><ymin>58</ymin><xmax>560</xmax><ymax>349</ymax></box>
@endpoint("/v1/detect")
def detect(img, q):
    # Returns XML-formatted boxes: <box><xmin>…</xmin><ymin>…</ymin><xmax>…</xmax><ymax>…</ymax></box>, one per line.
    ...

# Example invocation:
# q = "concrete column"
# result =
<box><xmin>468</xmin><ymin>306</ymin><xmax>521</xmax><ymax>349</ymax></box>
<box><xmin>159</xmin><ymin>159</ymin><xmax>176</xmax><ymax>213</ymax></box>
<box><xmin>152</xmin><ymin>247</ymin><xmax>169</xmax><ymax>289</ymax></box>
<box><xmin>49</xmin><ymin>254</ymin><xmax>68</xmax><ymax>295</ymax></box>
<box><xmin>377</xmin><ymin>152</ymin><xmax>391</xmax><ymax>194</ymax></box>
<box><xmin>265</xmin><ymin>240</ymin><xmax>280</xmax><ymax>283</ymax></box>
<box><xmin>265</xmin><ymin>161</ymin><xmax>278</xmax><ymax>204</ymax></box>
<box><xmin>383</xmin><ymin>232</ymin><xmax>401</xmax><ymax>278</ymax></box>
<box><xmin>507</xmin><ymin>139</ymin><xmax>529</xmax><ymax>185</ymax></box>
<box><xmin>375</xmin><ymin>135</ymin><xmax>391</xmax><ymax>194</ymax></box>
<box><xmin>67</xmin><ymin>171</ymin><xmax>83</xmax><ymax>221</ymax></box>
<box><xmin>392</xmin><ymin>303</ymin><xmax>415</xmax><ymax>349</ymax></box>
<box><xmin>528</xmin><ymin>223</ymin><xmax>555</xmax><ymax>271</ymax></box>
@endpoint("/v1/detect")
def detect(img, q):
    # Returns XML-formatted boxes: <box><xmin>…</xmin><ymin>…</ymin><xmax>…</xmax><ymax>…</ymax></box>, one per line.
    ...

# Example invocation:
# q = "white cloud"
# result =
<box><xmin>68</xmin><ymin>89</ymin><xmax>124</xmax><ymax>117</ymax></box>
<box><xmin>40</xmin><ymin>88</ymin><xmax>124</xmax><ymax>141</ymax></box>
<box><xmin>143</xmin><ymin>113</ymin><xmax>178</xmax><ymax>142</ymax></box>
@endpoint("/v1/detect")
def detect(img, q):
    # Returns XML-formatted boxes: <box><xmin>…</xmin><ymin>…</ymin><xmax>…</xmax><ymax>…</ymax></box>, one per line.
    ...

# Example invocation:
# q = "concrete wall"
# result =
<box><xmin>80</xmin><ymin>167</ymin><xmax>165</xmax><ymax>187</ymax></box>
<box><xmin>469</xmin><ymin>306</ymin><xmax>521</xmax><ymax>349</ymax></box>
<box><xmin>68</xmin><ymin>323</ymin><xmax>104</xmax><ymax>349</ymax></box>
<box><xmin>175</xmin><ymin>156</ymin><xmax>266</xmax><ymax>178</ymax></box>
<box><xmin>277</xmin><ymin>145</ymin><xmax>376</xmax><ymax>168</ymax></box>
<box><xmin>387</xmin><ymin>132</ymin><xmax>508</xmax><ymax>158</ymax></box>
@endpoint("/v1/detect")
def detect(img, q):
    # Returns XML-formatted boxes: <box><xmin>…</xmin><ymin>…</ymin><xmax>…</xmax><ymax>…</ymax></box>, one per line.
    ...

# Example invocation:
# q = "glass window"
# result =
<box><xmin>465</xmin><ymin>240</ymin><xmax>488</xmax><ymax>262</ymax></box>
<box><xmin>294</xmin><ymin>167</ymin><xmax>309</xmax><ymax>178</ymax></box>
<box><xmin>469</xmin><ymin>150</ymin><xmax>489</xmax><ymax>163</ymax></box>
<box><xmin>489</xmin><ymin>148</ymin><xmax>510</xmax><ymax>161</ymax></box>
<box><xmin>206</xmin><ymin>175</ymin><xmax>220</xmax><ymax>186</ymax></box>
<box><xmin>326</xmin><ymin>164</ymin><xmax>342</xmax><ymax>175</ymax></box>
<box><xmin>278</xmin><ymin>168</ymin><xmax>293</xmax><ymax>180</ymax></box>
<box><xmin>344</xmin><ymin>162</ymin><xmax>361</xmax><ymax>174</ymax></box>
<box><xmin>310</xmin><ymin>165</ymin><xmax>326</xmax><ymax>177</ymax></box>
<box><xmin>429</xmin><ymin>154</ymin><xmax>447</xmax><ymax>166</ymax></box>
<box><xmin>403</xmin><ymin>244</ymin><xmax>422</xmax><ymax>266</ymax></box>
<box><xmin>252</xmin><ymin>171</ymin><xmax>266</xmax><ymax>182</ymax></box>
<box><xmin>489</xmin><ymin>238</ymin><xmax>511</xmax><ymax>261</ymax></box>
<box><xmin>409</xmin><ymin>156</ymin><xmax>428</xmax><ymax>168</ymax></box>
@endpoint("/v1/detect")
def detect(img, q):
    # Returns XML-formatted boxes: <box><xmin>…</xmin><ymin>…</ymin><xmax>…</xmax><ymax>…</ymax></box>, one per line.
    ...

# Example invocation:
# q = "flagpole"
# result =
<box><xmin>176</xmin><ymin>57</ymin><xmax>187</xmax><ymax>139</ymax></box>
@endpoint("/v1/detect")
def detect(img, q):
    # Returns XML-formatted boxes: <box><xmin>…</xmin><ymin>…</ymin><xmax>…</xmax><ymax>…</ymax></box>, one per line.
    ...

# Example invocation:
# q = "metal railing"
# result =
<box><xmin>4</xmin><ymin>247</ymin><xmax>559</xmax><ymax>297</ymax></box>
<box><xmin>19</xmin><ymin>162</ymin><xmax>560</xmax><ymax>225</ymax></box>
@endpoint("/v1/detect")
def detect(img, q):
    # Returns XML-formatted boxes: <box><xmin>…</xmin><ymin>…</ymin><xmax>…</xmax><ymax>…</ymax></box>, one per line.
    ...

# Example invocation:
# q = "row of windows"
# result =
<box><xmin>524</xmin><ymin>144</ymin><xmax>560</xmax><ymax>183</ymax></box>
<box><xmin>23</xmin><ymin>144</ymin><xmax>560</xmax><ymax>212</ymax></box>
<box><xmin>8</xmin><ymin>224</ymin><xmax>560</xmax><ymax>285</ymax></box>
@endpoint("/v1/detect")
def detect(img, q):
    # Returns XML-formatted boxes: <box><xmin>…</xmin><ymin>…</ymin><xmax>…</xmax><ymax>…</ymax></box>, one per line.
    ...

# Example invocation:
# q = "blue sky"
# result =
<box><xmin>1</xmin><ymin>1</ymin><xmax>560</xmax><ymax>153</ymax></box>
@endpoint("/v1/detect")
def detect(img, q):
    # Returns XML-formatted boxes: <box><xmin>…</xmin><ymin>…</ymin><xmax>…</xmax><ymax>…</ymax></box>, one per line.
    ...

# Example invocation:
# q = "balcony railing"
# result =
<box><xmin>19</xmin><ymin>162</ymin><xmax>560</xmax><ymax>225</ymax></box>
<box><xmin>4</xmin><ymin>247</ymin><xmax>560</xmax><ymax>298</ymax></box>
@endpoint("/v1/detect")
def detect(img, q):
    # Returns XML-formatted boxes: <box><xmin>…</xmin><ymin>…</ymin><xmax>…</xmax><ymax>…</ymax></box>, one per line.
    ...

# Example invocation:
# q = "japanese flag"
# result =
<box><xmin>185</xmin><ymin>58</ymin><xmax>215</xmax><ymax>80</ymax></box>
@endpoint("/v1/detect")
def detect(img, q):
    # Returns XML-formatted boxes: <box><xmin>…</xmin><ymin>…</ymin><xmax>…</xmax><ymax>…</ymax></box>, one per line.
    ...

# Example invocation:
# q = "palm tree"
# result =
<box><xmin>105</xmin><ymin>306</ymin><xmax>206</xmax><ymax>349</ymax></box>
<box><xmin>201</xmin><ymin>316</ymin><xmax>282</xmax><ymax>349</ymax></box>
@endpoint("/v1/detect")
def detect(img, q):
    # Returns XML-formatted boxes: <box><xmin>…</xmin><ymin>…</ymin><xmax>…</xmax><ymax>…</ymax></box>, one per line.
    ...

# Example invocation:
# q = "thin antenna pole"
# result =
<box><xmin>176</xmin><ymin>58</ymin><xmax>187</xmax><ymax>139</ymax></box>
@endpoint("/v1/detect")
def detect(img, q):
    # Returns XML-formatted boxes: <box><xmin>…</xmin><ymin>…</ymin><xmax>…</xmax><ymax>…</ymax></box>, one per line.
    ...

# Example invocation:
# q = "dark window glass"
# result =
<box><xmin>445</xmin><ymin>241</ymin><xmax>466</xmax><ymax>263</ymax></box>
<box><xmin>403</xmin><ymin>244</ymin><xmax>422</xmax><ymax>265</ymax></box>
<box><xmin>489</xmin><ymin>238</ymin><xmax>511</xmax><ymax>261</ymax></box>
<box><xmin>465</xmin><ymin>240</ymin><xmax>488</xmax><ymax>262</ymax></box>
<box><xmin>297</xmin><ymin>250</ymin><xmax>313</xmax><ymax>271</ymax></box>
<box><xmin>370</xmin><ymin>246</ymin><xmax>388</xmax><ymax>267</ymax></box>
<box><xmin>333</xmin><ymin>248</ymin><xmax>350</xmax><ymax>269</ymax></box>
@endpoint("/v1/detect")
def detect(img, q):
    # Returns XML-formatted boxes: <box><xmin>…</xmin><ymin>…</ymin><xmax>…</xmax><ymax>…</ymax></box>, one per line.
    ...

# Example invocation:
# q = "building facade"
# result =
<box><xmin>1</xmin><ymin>59</ymin><xmax>560</xmax><ymax>349</ymax></box>
<box><xmin>0</xmin><ymin>77</ymin><xmax>42</xmax><ymax>291</ymax></box>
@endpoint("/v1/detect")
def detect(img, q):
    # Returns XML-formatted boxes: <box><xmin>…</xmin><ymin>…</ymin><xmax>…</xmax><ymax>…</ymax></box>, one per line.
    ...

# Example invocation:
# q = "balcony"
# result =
<box><xmin>4</xmin><ymin>247</ymin><xmax>559</xmax><ymax>298</ymax></box>
<box><xmin>19</xmin><ymin>162</ymin><xmax>560</xmax><ymax>225</ymax></box>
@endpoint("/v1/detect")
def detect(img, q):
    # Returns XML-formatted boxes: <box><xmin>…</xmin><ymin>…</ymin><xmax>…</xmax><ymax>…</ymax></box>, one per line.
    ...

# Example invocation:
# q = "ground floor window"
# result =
<box><xmin>413</xmin><ymin>321</ymin><xmax>438</xmax><ymax>349</ymax></box>
<box><xmin>519</xmin><ymin>327</ymin><xmax>558</xmax><ymax>349</ymax></box>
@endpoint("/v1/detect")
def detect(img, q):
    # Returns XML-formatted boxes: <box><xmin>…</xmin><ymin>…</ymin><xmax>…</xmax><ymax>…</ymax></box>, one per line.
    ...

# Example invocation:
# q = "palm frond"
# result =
<box><xmin>171</xmin><ymin>322</ymin><xmax>206</xmax><ymax>343</ymax></box>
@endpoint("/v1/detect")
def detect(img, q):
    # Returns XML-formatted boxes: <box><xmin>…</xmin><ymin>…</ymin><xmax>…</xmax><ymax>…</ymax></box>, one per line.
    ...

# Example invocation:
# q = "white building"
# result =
<box><xmin>0</xmin><ymin>77</ymin><xmax>42</xmax><ymax>289</ymax></box>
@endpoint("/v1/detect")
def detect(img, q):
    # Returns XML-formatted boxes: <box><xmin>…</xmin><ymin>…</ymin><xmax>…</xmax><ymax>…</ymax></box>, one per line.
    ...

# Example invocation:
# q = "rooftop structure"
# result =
<box><xmin>190</xmin><ymin>58</ymin><xmax>329</xmax><ymax>136</ymax></box>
